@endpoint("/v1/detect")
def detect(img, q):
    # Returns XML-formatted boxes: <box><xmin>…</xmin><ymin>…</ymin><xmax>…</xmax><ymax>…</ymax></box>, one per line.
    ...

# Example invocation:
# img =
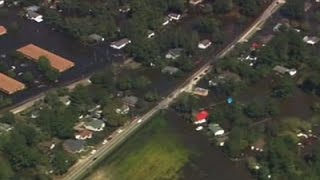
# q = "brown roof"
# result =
<box><xmin>75</xmin><ymin>129</ymin><xmax>92</xmax><ymax>138</ymax></box>
<box><xmin>0</xmin><ymin>73</ymin><xmax>26</xmax><ymax>94</ymax></box>
<box><xmin>0</xmin><ymin>26</ymin><xmax>7</xmax><ymax>36</ymax></box>
<box><xmin>17</xmin><ymin>44</ymin><xmax>75</xmax><ymax>72</ymax></box>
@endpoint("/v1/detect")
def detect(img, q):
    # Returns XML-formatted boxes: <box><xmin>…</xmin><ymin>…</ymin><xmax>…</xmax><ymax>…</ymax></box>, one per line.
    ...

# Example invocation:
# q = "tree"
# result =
<box><xmin>272</xmin><ymin>76</ymin><xmax>295</xmax><ymax>98</ymax></box>
<box><xmin>45</xmin><ymin>69</ymin><xmax>60</xmax><ymax>82</ymax></box>
<box><xmin>21</xmin><ymin>71</ymin><xmax>34</xmax><ymax>83</ymax></box>
<box><xmin>213</xmin><ymin>0</ymin><xmax>233</xmax><ymax>14</ymax></box>
<box><xmin>38</xmin><ymin>56</ymin><xmax>51</xmax><ymax>72</ymax></box>
<box><xmin>0</xmin><ymin>158</ymin><xmax>13</xmax><ymax>180</ymax></box>
<box><xmin>280</xmin><ymin>0</ymin><xmax>304</xmax><ymax>20</ymax></box>
<box><xmin>236</xmin><ymin>0</ymin><xmax>259</xmax><ymax>17</ymax></box>
<box><xmin>0</xmin><ymin>112</ymin><xmax>15</xmax><ymax>125</ymax></box>
<box><xmin>51</xmin><ymin>150</ymin><xmax>76</xmax><ymax>175</ymax></box>
<box><xmin>226</xmin><ymin>127</ymin><xmax>249</xmax><ymax>157</ymax></box>
<box><xmin>144</xmin><ymin>91</ymin><xmax>159</xmax><ymax>102</ymax></box>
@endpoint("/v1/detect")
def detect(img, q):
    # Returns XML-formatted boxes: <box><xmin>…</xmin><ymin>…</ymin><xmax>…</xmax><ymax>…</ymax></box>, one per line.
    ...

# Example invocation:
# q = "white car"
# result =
<box><xmin>102</xmin><ymin>139</ymin><xmax>108</xmax><ymax>145</ymax></box>
<box><xmin>90</xmin><ymin>149</ymin><xmax>97</xmax><ymax>155</ymax></box>
<box><xmin>196</xmin><ymin>126</ymin><xmax>203</xmax><ymax>131</ymax></box>
<box><xmin>117</xmin><ymin>129</ymin><xmax>123</xmax><ymax>134</ymax></box>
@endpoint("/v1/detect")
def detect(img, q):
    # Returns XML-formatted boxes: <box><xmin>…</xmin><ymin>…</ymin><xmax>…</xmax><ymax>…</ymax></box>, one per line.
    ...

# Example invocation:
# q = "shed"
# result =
<box><xmin>273</xmin><ymin>65</ymin><xmax>296</xmax><ymax>76</ymax></box>
<box><xmin>165</xmin><ymin>48</ymin><xmax>183</xmax><ymax>59</ymax></box>
<box><xmin>193</xmin><ymin>87</ymin><xmax>209</xmax><ymax>96</ymax></box>
<box><xmin>198</xmin><ymin>39</ymin><xmax>212</xmax><ymax>49</ymax></box>
<box><xmin>26</xmin><ymin>11</ymin><xmax>43</xmax><ymax>22</ymax></box>
<box><xmin>208</xmin><ymin>123</ymin><xmax>224</xmax><ymax>136</ymax></box>
<box><xmin>110</xmin><ymin>38</ymin><xmax>131</xmax><ymax>49</ymax></box>
<box><xmin>88</xmin><ymin>34</ymin><xmax>105</xmax><ymax>42</ymax></box>
<box><xmin>168</xmin><ymin>13</ymin><xmax>181</xmax><ymax>20</ymax></box>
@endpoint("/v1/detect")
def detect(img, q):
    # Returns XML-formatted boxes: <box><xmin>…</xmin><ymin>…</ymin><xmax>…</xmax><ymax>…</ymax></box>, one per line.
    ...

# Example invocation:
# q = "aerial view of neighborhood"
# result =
<box><xmin>2</xmin><ymin>0</ymin><xmax>320</xmax><ymax>180</ymax></box>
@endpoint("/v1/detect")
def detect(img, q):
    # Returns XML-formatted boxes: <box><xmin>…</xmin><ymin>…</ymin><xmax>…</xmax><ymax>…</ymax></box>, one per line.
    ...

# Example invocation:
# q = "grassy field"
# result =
<box><xmin>85</xmin><ymin>115</ymin><xmax>191</xmax><ymax>180</ymax></box>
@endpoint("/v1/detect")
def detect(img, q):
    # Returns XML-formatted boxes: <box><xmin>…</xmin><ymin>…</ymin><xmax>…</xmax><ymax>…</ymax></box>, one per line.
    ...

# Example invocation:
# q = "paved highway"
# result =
<box><xmin>60</xmin><ymin>1</ymin><xmax>285</xmax><ymax>180</ymax></box>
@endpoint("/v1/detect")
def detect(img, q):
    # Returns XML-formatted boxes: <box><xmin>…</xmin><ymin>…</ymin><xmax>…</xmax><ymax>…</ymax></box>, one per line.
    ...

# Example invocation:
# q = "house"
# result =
<box><xmin>208</xmin><ymin>123</ymin><xmax>224</xmax><ymax>136</ymax></box>
<box><xmin>198</xmin><ymin>39</ymin><xmax>212</xmax><ymax>49</ymax></box>
<box><xmin>162</xmin><ymin>17</ymin><xmax>171</xmax><ymax>26</ymax></box>
<box><xmin>63</xmin><ymin>139</ymin><xmax>85</xmax><ymax>153</ymax></box>
<box><xmin>0</xmin><ymin>25</ymin><xmax>7</xmax><ymax>36</ymax></box>
<box><xmin>75</xmin><ymin>129</ymin><xmax>93</xmax><ymax>140</ymax></box>
<box><xmin>122</xmin><ymin>96</ymin><xmax>138</xmax><ymax>107</ymax></box>
<box><xmin>59</xmin><ymin>95</ymin><xmax>71</xmax><ymax>106</ymax></box>
<box><xmin>119</xmin><ymin>4</ymin><xmax>130</xmax><ymax>13</ymax></box>
<box><xmin>250</xmin><ymin>138</ymin><xmax>266</xmax><ymax>152</ymax></box>
<box><xmin>162</xmin><ymin>66</ymin><xmax>180</xmax><ymax>75</ymax></box>
<box><xmin>165</xmin><ymin>48</ymin><xmax>183</xmax><ymax>59</ymax></box>
<box><xmin>147</xmin><ymin>30</ymin><xmax>155</xmax><ymax>38</ymax></box>
<box><xmin>116</xmin><ymin>104</ymin><xmax>130</xmax><ymax>114</ymax></box>
<box><xmin>24</xmin><ymin>5</ymin><xmax>40</xmax><ymax>12</ymax></box>
<box><xmin>168</xmin><ymin>13</ymin><xmax>181</xmax><ymax>21</ymax></box>
<box><xmin>303</xmin><ymin>36</ymin><xmax>320</xmax><ymax>45</ymax></box>
<box><xmin>84</xmin><ymin>119</ymin><xmax>105</xmax><ymax>131</ymax></box>
<box><xmin>31</xmin><ymin>110</ymin><xmax>40</xmax><ymax>119</ymax></box>
<box><xmin>195</xmin><ymin>110</ymin><xmax>209</xmax><ymax>124</ymax></box>
<box><xmin>273</xmin><ymin>65</ymin><xmax>297</xmax><ymax>76</ymax></box>
<box><xmin>189</xmin><ymin>0</ymin><xmax>203</xmax><ymax>5</ymax></box>
<box><xmin>110</xmin><ymin>38</ymin><xmax>131</xmax><ymax>49</ymax></box>
<box><xmin>0</xmin><ymin>123</ymin><xmax>13</xmax><ymax>133</ymax></box>
<box><xmin>26</xmin><ymin>11</ymin><xmax>43</xmax><ymax>22</ymax></box>
<box><xmin>215</xmin><ymin>135</ymin><xmax>229</xmax><ymax>146</ymax></box>
<box><xmin>193</xmin><ymin>87</ymin><xmax>209</xmax><ymax>96</ymax></box>
<box><xmin>88</xmin><ymin>34</ymin><xmax>105</xmax><ymax>42</ymax></box>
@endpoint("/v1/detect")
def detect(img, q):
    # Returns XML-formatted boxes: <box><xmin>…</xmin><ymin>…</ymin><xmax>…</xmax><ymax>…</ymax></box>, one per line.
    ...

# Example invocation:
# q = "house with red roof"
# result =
<box><xmin>195</xmin><ymin>110</ymin><xmax>209</xmax><ymax>124</ymax></box>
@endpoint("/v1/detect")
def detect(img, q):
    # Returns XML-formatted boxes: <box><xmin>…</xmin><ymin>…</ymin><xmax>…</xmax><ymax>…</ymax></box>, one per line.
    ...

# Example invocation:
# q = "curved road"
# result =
<box><xmin>61</xmin><ymin>1</ymin><xmax>285</xmax><ymax>180</ymax></box>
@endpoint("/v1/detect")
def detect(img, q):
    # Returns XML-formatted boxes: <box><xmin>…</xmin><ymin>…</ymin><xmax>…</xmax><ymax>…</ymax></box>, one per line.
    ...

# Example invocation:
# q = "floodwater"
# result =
<box><xmin>0</xmin><ymin>8</ymin><xmax>123</xmax><ymax>102</ymax></box>
<box><xmin>166</xmin><ymin>111</ymin><xmax>252</xmax><ymax>180</ymax></box>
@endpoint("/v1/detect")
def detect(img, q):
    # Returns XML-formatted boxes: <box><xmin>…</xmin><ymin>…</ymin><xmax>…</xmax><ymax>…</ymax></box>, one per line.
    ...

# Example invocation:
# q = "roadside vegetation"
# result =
<box><xmin>85</xmin><ymin>114</ymin><xmax>191</xmax><ymax>180</ymax></box>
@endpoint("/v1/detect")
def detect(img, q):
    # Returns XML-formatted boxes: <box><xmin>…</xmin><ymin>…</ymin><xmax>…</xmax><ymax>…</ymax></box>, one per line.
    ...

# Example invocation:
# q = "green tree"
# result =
<box><xmin>51</xmin><ymin>150</ymin><xmax>76</xmax><ymax>175</ymax></box>
<box><xmin>213</xmin><ymin>0</ymin><xmax>233</xmax><ymax>14</ymax></box>
<box><xmin>272</xmin><ymin>76</ymin><xmax>295</xmax><ymax>98</ymax></box>
<box><xmin>0</xmin><ymin>112</ymin><xmax>15</xmax><ymax>125</ymax></box>
<box><xmin>21</xmin><ymin>71</ymin><xmax>34</xmax><ymax>83</ymax></box>
<box><xmin>0</xmin><ymin>157</ymin><xmax>13</xmax><ymax>180</ymax></box>
<box><xmin>38</xmin><ymin>56</ymin><xmax>51</xmax><ymax>72</ymax></box>
<box><xmin>280</xmin><ymin>0</ymin><xmax>304</xmax><ymax>20</ymax></box>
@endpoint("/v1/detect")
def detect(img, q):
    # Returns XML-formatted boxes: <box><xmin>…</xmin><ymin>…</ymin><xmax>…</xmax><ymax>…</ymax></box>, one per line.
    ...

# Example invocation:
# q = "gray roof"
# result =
<box><xmin>63</xmin><ymin>139</ymin><xmax>85</xmax><ymax>153</ymax></box>
<box><xmin>166</xmin><ymin>48</ymin><xmax>183</xmax><ymax>58</ymax></box>
<box><xmin>208</xmin><ymin>123</ymin><xmax>223</xmax><ymax>133</ymax></box>
<box><xmin>162</xmin><ymin>66</ymin><xmax>179</xmax><ymax>74</ymax></box>
<box><xmin>84</xmin><ymin>119</ymin><xmax>104</xmax><ymax>129</ymax></box>
<box><xmin>24</xmin><ymin>5</ymin><xmax>40</xmax><ymax>12</ymax></box>
<box><xmin>111</xmin><ymin>38</ymin><xmax>131</xmax><ymax>47</ymax></box>
<box><xmin>0</xmin><ymin>123</ymin><xmax>13</xmax><ymax>132</ymax></box>
<box><xmin>122</xmin><ymin>96</ymin><xmax>138</xmax><ymax>106</ymax></box>
<box><xmin>27</xmin><ymin>11</ymin><xmax>41</xmax><ymax>18</ymax></box>
<box><xmin>273</xmin><ymin>65</ymin><xmax>289</xmax><ymax>74</ymax></box>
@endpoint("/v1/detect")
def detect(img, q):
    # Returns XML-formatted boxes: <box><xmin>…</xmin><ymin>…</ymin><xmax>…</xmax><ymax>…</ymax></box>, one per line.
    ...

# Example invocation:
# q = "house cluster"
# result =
<box><xmin>25</xmin><ymin>5</ymin><xmax>43</xmax><ymax>23</ymax></box>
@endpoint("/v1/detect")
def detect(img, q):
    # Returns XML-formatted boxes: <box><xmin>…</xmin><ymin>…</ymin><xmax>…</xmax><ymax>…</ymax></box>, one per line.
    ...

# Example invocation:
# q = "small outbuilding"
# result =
<box><xmin>208</xmin><ymin>123</ymin><xmax>224</xmax><ymax>136</ymax></box>
<box><xmin>88</xmin><ymin>34</ymin><xmax>105</xmax><ymax>42</ymax></box>
<box><xmin>110</xmin><ymin>38</ymin><xmax>131</xmax><ymax>49</ymax></box>
<box><xmin>165</xmin><ymin>48</ymin><xmax>183</xmax><ymax>59</ymax></box>
<box><xmin>198</xmin><ymin>39</ymin><xmax>212</xmax><ymax>49</ymax></box>
<box><xmin>273</xmin><ymin>65</ymin><xmax>297</xmax><ymax>76</ymax></box>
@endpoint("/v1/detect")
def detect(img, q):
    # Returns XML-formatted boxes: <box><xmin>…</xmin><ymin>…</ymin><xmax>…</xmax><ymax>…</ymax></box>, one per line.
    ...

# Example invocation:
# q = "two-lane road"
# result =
<box><xmin>61</xmin><ymin>1</ymin><xmax>285</xmax><ymax>179</ymax></box>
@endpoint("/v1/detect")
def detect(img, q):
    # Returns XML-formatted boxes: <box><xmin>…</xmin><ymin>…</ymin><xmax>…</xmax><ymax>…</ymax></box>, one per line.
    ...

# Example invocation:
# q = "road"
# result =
<box><xmin>60</xmin><ymin>1</ymin><xmax>285</xmax><ymax>180</ymax></box>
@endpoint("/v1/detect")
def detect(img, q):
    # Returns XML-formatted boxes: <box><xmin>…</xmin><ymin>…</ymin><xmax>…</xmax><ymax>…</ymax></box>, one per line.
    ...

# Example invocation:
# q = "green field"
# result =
<box><xmin>86</xmin><ymin>115</ymin><xmax>191</xmax><ymax>180</ymax></box>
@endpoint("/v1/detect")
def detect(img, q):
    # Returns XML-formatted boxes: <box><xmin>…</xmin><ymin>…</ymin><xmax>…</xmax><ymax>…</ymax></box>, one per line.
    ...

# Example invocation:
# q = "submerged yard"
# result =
<box><xmin>86</xmin><ymin>115</ymin><xmax>191</xmax><ymax>180</ymax></box>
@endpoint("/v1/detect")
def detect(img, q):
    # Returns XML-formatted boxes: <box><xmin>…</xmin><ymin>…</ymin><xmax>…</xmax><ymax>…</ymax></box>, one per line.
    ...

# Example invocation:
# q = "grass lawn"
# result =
<box><xmin>85</xmin><ymin>114</ymin><xmax>191</xmax><ymax>180</ymax></box>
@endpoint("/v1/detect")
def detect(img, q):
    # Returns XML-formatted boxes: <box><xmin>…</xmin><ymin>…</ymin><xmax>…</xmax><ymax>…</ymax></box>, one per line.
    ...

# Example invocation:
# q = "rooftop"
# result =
<box><xmin>0</xmin><ymin>25</ymin><xmax>6</xmax><ymax>36</ymax></box>
<box><xmin>17</xmin><ymin>44</ymin><xmax>75</xmax><ymax>72</ymax></box>
<box><xmin>63</xmin><ymin>139</ymin><xmax>85</xmax><ymax>153</ymax></box>
<box><xmin>0</xmin><ymin>73</ymin><xmax>26</xmax><ymax>94</ymax></box>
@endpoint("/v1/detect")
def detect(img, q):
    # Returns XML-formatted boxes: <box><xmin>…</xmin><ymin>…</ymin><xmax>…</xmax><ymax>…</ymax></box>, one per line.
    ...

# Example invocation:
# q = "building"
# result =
<box><xmin>147</xmin><ymin>30</ymin><xmax>155</xmax><ymax>39</ymax></box>
<box><xmin>88</xmin><ymin>34</ymin><xmax>105</xmax><ymax>42</ymax></box>
<box><xmin>168</xmin><ymin>13</ymin><xmax>181</xmax><ymax>21</ymax></box>
<box><xmin>122</xmin><ymin>95</ymin><xmax>138</xmax><ymax>107</ymax></box>
<box><xmin>195</xmin><ymin>110</ymin><xmax>209</xmax><ymax>124</ymax></box>
<box><xmin>119</xmin><ymin>5</ymin><xmax>130</xmax><ymax>13</ymax></box>
<box><xmin>26</xmin><ymin>11</ymin><xmax>43</xmax><ymax>22</ymax></box>
<box><xmin>208</xmin><ymin>123</ymin><xmax>224</xmax><ymax>136</ymax></box>
<box><xmin>273</xmin><ymin>65</ymin><xmax>297</xmax><ymax>76</ymax></box>
<box><xmin>63</xmin><ymin>139</ymin><xmax>85</xmax><ymax>153</ymax></box>
<box><xmin>215</xmin><ymin>135</ymin><xmax>229</xmax><ymax>146</ymax></box>
<box><xmin>165</xmin><ymin>48</ymin><xmax>183</xmax><ymax>59</ymax></box>
<box><xmin>0</xmin><ymin>73</ymin><xmax>25</xmax><ymax>94</ymax></box>
<box><xmin>304</xmin><ymin>2</ymin><xmax>312</xmax><ymax>12</ymax></box>
<box><xmin>189</xmin><ymin>0</ymin><xmax>203</xmax><ymax>5</ymax></box>
<box><xmin>251</xmin><ymin>138</ymin><xmax>266</xmax><ymax>152</ymax></box>
<box><xmin>303</xmin><ymin>36</ymin><xmax>320</xmax><ymax>45</ymax></box>
<box><xmin>75</xmin><ymin>130</ymin><xmax>93</xmax><ymax>140</ymax></box>
<box><xmin>193</xmin><ymin>87</ymin><xmax>209</xmax><ymax>96</ymax></box>
<box><xmin>115</xmin><ymin>104</ymin><xmax>130</xmax><ymax>114</ymax></box>
<box><xmin>0</xmin><ymin>25</ymin><xmax>7</xmax><ymax>36</ymax></box>
<box><xmin>24</xmin><ymin>5</ymin><xmax>40</xmax><ymax>12</ymax></box>
<box><xmin>110</xmin><ymin>38</ymin><xmax>131</xmax><ymax>49</ymax></box>
<box><xmin>0</xmin><ymin>123</ymin><xmax>13</xmax><ymax>134</ymax></box>
<box><xmin>59</xmin><ymin>95</ymin><xmax>71</xmax><ymax>106</ymax></box>
<box><xmin>17</xmin><ymin>44</ymin><xmax>75</xmax><ymax>72</ymax></box>
<box><xmin>162</xmin><ymin>17</ymin><xmax>171</xmax><ymax>26</ymax></box>
<box><xmin>84</xmin><ymin>119</ymin><xmax>105</xmax><ymax>131</ymax></box>
<box><xmin>198</xmin><ymin>39</ymin><xmax>212</xmax><ymax>49</ymax></box>
<box><xmin>162</xmin><ymin>66</ymin><xmax>180</xmax><ymax>75</ymax></box>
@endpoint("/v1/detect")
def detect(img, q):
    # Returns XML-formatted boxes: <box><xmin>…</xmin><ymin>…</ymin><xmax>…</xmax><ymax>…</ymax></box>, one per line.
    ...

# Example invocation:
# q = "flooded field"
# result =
<box><xmin>86</xmin><ymin>112</ymin><xmax>252</xmax><ymax>180</ymax></box>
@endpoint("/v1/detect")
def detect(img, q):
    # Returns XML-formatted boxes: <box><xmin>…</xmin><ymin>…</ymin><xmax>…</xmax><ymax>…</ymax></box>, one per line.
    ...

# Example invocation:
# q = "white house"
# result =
<box><xmin>26</xmin><ymin>11</ymin><xmax>43</xmax><ymax>23</ymax></box>
<box><xmin>84</xmin><ymin>120</ymin><xmax>105</xmax><ymax>132</ymax></box>
<box><xmin>303</xmin><ymin>36</ymin><xmax>320</xmax><ymax>45</ymax></box>
<box><xmin>198</xmin><ymin>39</ymin><xmax>212</xmax><ymax>49</ymax></box>
<box><xmin>110</xmin><ymin>38</ymin><xmax>131</xmax><ymax>49</ymax></box>
<box><xmin>168</xmin><ymin>13</ymin><xmax>181</xmax><ymax>21</ymax></box>
<box><xmin>208</xmin><ymin>123</ymin><xmax>224</xmax><ymax>136</ymax></box>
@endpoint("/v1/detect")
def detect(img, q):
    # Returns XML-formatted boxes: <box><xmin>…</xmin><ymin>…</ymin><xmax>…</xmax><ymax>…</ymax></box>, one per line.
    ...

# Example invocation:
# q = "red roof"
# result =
<box><xmin>251</xmin><ymin>42</ymin><xmax>261</xmax><ymax>49</ymax></box>
<box><xmin>196</xmin><ymin>110</ymin><xmax>209</xmax><ymax>121</ymax></box>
